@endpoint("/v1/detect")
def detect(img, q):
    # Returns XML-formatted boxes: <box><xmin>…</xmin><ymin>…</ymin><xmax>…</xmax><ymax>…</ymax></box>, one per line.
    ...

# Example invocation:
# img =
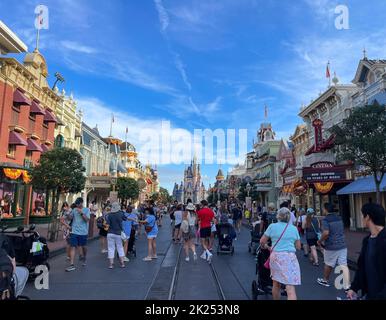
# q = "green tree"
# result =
<box><xmin>116</xmin><ymin>177</ymin><xmax>140</xmax><ymax>205</ymax></box>
<box><xmin>331</xmin><ymin>103</ymin><xmax>386</xmax><ymax>204</ymax></box>
<box><xmin>159</xmin><ymin>187</ymin><xmax>173</xmax><ymax>203</ymax></box>
<box><xmin>31</xmin><ymin>148</ymin><xmax>86</xmax><ymax>217</ymax></box>
<box><xmin>151</xmin><ymin>192</ymin><xmax>159</xmax><ymax>203</ymax></box>
<box><xmin>237</xmin><ymin>182</ymin><xmax>260</xmax><ymax>202</ymax></box>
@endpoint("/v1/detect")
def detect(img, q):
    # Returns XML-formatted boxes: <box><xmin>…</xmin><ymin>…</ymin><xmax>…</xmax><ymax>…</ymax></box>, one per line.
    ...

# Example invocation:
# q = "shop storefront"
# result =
<box><xmin>303</xmin><ymin>161</ymin><xmax>353</xmax><ymax>225</ymax></box>
<box><xmin>337</xmin><ymin>176</ymin><xmax>386</xmax><ymax>230</ymax></box>
<box><xmin>0</xmin><ymin>165</ymin><xmax>32</xmax><ymax>227</ymax></box>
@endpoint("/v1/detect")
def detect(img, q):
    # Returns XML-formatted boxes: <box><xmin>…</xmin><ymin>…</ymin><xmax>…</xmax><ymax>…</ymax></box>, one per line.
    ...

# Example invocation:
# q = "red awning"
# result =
<box><xmin>30</xmin><ymin>100</ymin><xmax>45</xmax><ymax>115</ymax></box>
<box><xmin>8</xmin><ymin>131</ymin><xmax>28</xmax><ymax>146</ymax></box>
<box><xmin>44</xmin><ymin>110</ymin><xmax>57</xmax><ymax>123</ymax></box>
<box><xmin>27</xmin><ymin>138</ymin><xmax>43</xmax><ymax>152</ymax></box>
<box><xmin>13</xmin><ymin>89</ymin><xmax>31</xmax><ymax>106</ymax></box>
<box><xmin>41</xmin><ymin>144</ymin><xmax>50</xmax><ymax>153</ymax></box>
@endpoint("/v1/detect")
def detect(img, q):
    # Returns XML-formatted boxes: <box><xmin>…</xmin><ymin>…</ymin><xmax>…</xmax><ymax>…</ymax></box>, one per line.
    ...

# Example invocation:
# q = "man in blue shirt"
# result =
<box><xmin>123</xmin><ymin>206</ymin><xmax>138</xmax><ymax>259</ymax></box>
<box><xmin>66</xmin><ymin>198</ymin><xmax>90</xmax><ymax>272</ymax></box>
<box><xmin>317</xmin><ymin>203</ymin><xmax>349</xmax><ymax>289</ymax></box>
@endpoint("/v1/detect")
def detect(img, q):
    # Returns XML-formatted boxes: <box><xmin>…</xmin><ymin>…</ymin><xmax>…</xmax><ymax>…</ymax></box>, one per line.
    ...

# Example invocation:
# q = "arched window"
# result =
<box><xmin>55</xmin><ymin>134</ymin><xmax>64</xmax><ymax>148</ymax></box>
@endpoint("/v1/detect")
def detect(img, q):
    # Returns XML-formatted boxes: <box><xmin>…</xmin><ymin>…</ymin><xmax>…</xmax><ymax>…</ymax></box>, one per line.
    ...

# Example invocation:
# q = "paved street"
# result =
<box><xmin>23</xmin><ymin>216</ymin><xmax>352</xmax><ymax>300</ymax></box>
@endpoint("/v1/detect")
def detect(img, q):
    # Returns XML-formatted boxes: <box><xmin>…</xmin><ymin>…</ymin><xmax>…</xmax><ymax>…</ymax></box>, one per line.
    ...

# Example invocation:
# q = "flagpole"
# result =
<box><xmin>110</xmin><ymin>113</ymin><xmax>113</xmax><ymax>137</ymax></box>
<box><xmin>327</xmin><ymin>61</ymin><xmax>331</xmax><ymax>87</ymax></box>
<box><xmin>36</xmin><ymin>28</ymin><xmax>40</xmax><ymax>52</ymax></box>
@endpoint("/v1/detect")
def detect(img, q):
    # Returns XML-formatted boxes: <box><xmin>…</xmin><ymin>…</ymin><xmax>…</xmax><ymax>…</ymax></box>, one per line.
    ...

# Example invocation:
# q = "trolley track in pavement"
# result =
<box><xmin>169</xmin><ymin>245</ymin><xmax>245</xmax><ymax>300</ymax></box>
<box><xmin>144</xmin><ymin>239</ymin><xmax>175</xmax><ymax>300</ymax></box>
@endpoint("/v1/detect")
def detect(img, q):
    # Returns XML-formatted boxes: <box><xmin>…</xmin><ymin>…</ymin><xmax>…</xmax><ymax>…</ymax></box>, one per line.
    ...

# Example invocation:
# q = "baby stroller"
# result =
<box><xmin>127</xmin><ymin>227</ymin><xmax>137</xmax><ymax>257</ymax></box>
<box><xmin>248</xmin><ymin>222</ymin><xmax>261</xmax><ymax>255</ymax></box>
<box><xmin>216</xmin><ymin>223</ymin><xmax>235</xmax><ymax>255</ymax></box>
<box><xmin>251</xmin><ymin>245</ymin><xmax>287</xmax><ymax>300</ymax></box>
<box><xmin>1</xmin><ymin>224</ymin><xmax>49</xmax><ymax>280</ymax></box>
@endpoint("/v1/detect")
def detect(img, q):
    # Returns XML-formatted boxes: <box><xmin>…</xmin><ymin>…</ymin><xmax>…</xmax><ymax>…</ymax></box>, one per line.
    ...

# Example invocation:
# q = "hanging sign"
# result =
<box><xmin>314</xmin><ymin>182</ymin><xmax>334</xmax><ymax>194</ymax></box>
<box><xmin>3</xmin><ymin>168</ymin><xmax>23</xmax><ymax>180</ymax></box>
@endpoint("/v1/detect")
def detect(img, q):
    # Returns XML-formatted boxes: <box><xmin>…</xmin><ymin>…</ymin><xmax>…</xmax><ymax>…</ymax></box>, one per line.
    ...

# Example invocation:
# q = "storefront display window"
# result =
<box><xmin>31</xmin><ymin>191</ymin><xmax>48</xmax><ymax>216</ymax></box>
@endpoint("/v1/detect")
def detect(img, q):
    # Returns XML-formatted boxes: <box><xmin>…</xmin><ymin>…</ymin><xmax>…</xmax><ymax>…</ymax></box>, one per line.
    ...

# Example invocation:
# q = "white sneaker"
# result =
<box><xmin>206</xmin><ymin>252</ymin><xmax>213</xmax><ymax>263</ymax></box>
<box><xmin>102</xmin><ymin>250</ymin><xmax>108</xmax><ymax>254</ymax></box>
<box><xmin>200</xmin><ymin>252</ymin><xmax>207</xmax><ymax>260</ymax></box>
<box><xmin>193</xmin><ymin>253</ymin><xmax>197</xmax><ymax>261</ymax></box>
<box><xmin>123</xmin><ymin>257</ymin><xmax>130</xmax><ymax>262</ymax></box>
<box><xmin>185</xmin><ymin>257</ymin><xmax>190</xmax><ymax>262</ymax></box>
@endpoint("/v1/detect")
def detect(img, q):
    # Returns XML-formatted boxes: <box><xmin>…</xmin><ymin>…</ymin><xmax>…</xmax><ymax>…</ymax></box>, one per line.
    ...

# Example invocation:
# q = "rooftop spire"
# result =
<box><xmin>363</xmin><ymin>47</ymin><xmax>367</xmax><ymax>60</ymax></box>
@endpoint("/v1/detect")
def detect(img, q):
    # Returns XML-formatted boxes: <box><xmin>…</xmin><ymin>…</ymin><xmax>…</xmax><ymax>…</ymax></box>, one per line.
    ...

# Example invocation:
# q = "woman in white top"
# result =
<box><xmin>173</xmin><ymin>204</ymin><xmax>183</xmax><ymax>243</ymax></box>
<box><xmin>181</xmin><ymin>204</ymin><xmax>197</xmax><ymax>262</ymax></box>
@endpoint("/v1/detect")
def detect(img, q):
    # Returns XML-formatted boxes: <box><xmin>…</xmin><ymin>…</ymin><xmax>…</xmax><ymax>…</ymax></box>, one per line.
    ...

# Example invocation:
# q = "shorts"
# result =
<box><xmin>174</xmin><ymin>223</ymin><xmax>181</xmax><ymax>229</ymax></box>
<box><xmin>99</xmin><ymin>228</ymin><xmax>108</xmax><ymax>237</ymax></box>
<box><xmin>69</xmin><ymin>234</ymin><xmax>88</xmax><ymax>247</ymax></box>
<box><xmin>200</xmin><ymin>227</ymin><xmax>211</xmax><ymax>239</ymax></box>
<box><xmin>323</xmin><ymin>248</ymin><xmax>347</xmax><ymax>268</ymax></box>
<box><xmin>307</xmin><ymin>238</ymin><xmax>318</xmax><ymax>247</ymax></box>
<box><xmin>147</xmin><ymin>234</ymin><xmax>157</xmax><ymax>239</ymax></box>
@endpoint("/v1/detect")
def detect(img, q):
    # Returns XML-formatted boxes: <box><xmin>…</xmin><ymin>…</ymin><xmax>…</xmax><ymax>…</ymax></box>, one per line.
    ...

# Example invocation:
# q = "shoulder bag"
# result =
<box><xmin>311</xmin><ymin>219</ymin><xmax>322</xmax><ymax>240</ymax></box>
<box><xmin>264</xmin><ymin>221</ymin><xmax>290</xmax><ymax>269</ymax></box>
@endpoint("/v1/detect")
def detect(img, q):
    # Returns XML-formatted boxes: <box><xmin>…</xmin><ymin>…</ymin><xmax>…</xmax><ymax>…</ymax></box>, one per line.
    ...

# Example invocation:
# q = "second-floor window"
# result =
<box><xmin>25</xmin><ymin>151</ymin><xmax>32</xmax><ymax>160</ymax></box>
<box><xmin>7</xmin><ymin>144</ymin><xmax>16</xmax><ymax>157</ymax></box>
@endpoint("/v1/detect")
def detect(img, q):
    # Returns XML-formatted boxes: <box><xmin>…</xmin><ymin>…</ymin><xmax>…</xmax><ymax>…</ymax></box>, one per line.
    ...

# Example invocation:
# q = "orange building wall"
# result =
<box><xmin>0</xmin><ymin>80</ymin><xmax>14</xmax><ymax>163</ymax></box>
<box><xmin>0</xmin><ymin>80</ymin><xmax>56</xmax><ymax>166</ymax></box>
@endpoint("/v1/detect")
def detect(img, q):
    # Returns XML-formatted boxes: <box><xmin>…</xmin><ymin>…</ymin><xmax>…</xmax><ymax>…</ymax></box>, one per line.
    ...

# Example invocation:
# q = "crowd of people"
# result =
<box><xmin>253</xmin><ymin>200</ymin><xmax>386</xmax><ymax>300</ymax></box>
<box><xmin>58</xmin><ymin>196</ymin><xmax>386</xmax><ymax>300</ymax></box>
<box><xmin>60</xmin><ymin>197</ymin><xmax>164</xmax><ymax>270</ymax></box>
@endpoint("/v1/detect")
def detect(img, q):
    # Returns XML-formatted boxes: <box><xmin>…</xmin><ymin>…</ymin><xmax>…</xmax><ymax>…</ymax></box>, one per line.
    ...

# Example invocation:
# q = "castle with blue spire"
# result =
<box><xmin>172</xmin><ymin>157</ymin><xmax>206</xmax><ymax>204</ymax></box>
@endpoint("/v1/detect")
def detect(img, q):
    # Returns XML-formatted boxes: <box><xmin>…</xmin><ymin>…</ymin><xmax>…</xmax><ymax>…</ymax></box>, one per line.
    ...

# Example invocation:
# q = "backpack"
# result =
<box><xmin>96</xmin><ymin>216</ymin><xmax>105</xmax><ymax>229</ymax></box>
<box><xmin>267</xmin><ymin>212</ymin><xmax>277</xmax><ymax>226</ymax></box>
<box><xmin>0</xmin><ymin>235</ymin><xmax>15</xmax><ymax>300</ymax></box>
<box><xmin>181</xmin><ymin>220</ymin><xmax>190</xmax><ymax>234</ymax></box>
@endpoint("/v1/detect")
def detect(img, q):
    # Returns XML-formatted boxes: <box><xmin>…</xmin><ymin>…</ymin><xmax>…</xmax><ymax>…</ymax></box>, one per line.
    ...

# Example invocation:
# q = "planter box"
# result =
<box><xmin>0</xmin><ymin>216</ymin><xmax>25</xmax><ymax>229</ymax></box>
<box><xmin>29</xmin><ymin>216</ymin><xmax>53</xmax><ymax>225</ymax></box>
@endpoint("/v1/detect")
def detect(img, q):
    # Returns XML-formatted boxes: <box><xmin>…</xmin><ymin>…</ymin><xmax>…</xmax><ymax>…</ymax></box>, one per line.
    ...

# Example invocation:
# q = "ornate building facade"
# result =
<box><xmin>0</xmin><ymin>42</ymin><xmax>60</xmax><ymax>225</ymax></box>
<box><xmin>53</xmin><ymin>89</ymin><xmax>82</xmax><ymax>151</ymax></box>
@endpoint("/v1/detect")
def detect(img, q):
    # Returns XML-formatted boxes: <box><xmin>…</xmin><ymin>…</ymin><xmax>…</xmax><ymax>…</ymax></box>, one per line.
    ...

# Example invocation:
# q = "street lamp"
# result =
<box><xmin>246</xmin><ymin>182</ymin><xmax>251</xmax><ymax>197</ymax></box>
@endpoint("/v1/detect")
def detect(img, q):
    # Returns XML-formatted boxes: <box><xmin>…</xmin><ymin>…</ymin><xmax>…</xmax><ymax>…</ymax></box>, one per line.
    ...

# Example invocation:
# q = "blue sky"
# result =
<box><xmin>2</xmin><ymin>0</ymin><xmax>386</xmax><ymax>193</ymax></box>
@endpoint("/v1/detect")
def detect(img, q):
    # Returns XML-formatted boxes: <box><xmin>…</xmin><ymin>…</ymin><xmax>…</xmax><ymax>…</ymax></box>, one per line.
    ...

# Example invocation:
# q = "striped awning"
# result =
<box><xmin>8</xmin><ymin>131</ymin><xmax>27</xmax><ymax>146</ymax></box>
<box><xmin>44</xmin><ymin>110</ymin><xmax>57</xmax><ymax>123</ymax></box>
<box><xmin>27</xmin><ymin>138</ymin><xmax>43</xmax><ymax>152</ymax></box>
<box><xmin>30</xmin><ymin>100</ymin><xmax>45</xmax><ymax>115</ymax></box>
<box><xmin>41</xmin><ymin>144</ymin><xmax>50</xmax><ymax>153</ymax></box>
<box><xmin>13</xmin><ymin>89</ymin><xmax>31</xmax><ymax>106</ymax></box>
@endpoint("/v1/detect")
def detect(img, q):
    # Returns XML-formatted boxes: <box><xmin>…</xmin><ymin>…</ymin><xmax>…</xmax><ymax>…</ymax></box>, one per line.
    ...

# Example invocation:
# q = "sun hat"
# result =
<box><xmin>186</xmin><ymin>203</ymin><xmax>195</xmax><ymax>211</ymax></box>
<box><xmin>111</xmin><ymin>202</ymin><xmax>121</xmax><ymax>213</ymax></box>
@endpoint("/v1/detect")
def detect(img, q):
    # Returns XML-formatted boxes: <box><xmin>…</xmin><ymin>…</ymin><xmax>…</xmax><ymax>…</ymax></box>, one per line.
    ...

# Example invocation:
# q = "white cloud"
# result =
<box><xmin>61</xmin><ymin>41</ymin><xmax>97</xmax><ymax>54</ymax></box>
<box><xmin>154</xmin><ymin>0</ymin><xmax>169</xmax><ymax>32</ymax></box>
<box><xmin>173</xmin><ymin>52</ymin><xmax>192</xmax><ymax>91</ymax></box>
<box><xmin>156</xmin><ymin>95</ymin><xmax>223</xmax><ymax>122</ymax></box>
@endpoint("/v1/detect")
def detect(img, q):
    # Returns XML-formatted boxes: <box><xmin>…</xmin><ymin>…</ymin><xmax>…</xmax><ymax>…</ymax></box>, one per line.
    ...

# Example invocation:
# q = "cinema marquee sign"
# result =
<box><xmin>302</xmin><ymin>162</ymin><xmax>351</xmax><ymax>183</ymax></box>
